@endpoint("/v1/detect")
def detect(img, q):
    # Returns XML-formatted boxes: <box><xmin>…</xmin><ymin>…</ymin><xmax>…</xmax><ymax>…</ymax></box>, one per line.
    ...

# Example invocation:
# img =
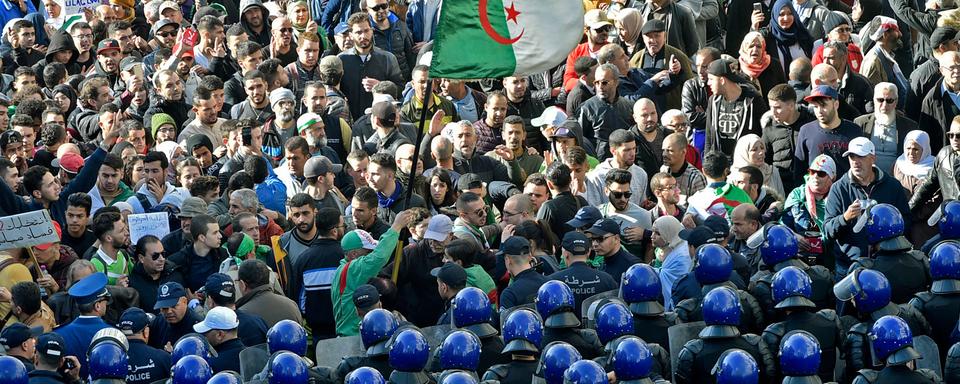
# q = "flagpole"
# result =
<box><xmin>393</xmin><ymin>76</ymin><xmax>433</xmax><ymax>284</ymax></box>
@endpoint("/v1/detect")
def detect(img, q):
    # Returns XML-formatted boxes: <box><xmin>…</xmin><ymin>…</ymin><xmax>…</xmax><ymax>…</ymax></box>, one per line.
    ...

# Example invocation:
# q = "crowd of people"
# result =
<box><xmin>0</xmin><ymin>0</ymin><xmax>958</xmax><ymax>382</ymax></box>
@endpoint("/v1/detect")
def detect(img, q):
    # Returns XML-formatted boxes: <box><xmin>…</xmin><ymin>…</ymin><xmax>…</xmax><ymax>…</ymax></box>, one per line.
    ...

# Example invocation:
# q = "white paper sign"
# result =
<box><xmin>128</xmin><ymin>212</ymin><xmax>171</xmax><ymax>244</ymax></box>
<box><xmin>0</xmin><ymin>210</ymin><xmax>59</xmax><ymax>250</ymax></box>
<box><xmin>64</xmin><ymin>0</ymin><xmax>103</xmax><ymax>18</ymax></box>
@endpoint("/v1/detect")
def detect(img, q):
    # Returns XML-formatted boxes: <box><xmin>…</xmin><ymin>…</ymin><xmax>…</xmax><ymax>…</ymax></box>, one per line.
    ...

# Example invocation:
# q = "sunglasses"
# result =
<box><xmin>156</xmin><ymin>30</ymin><xmax>176</xmax><ymax>38</ymax></box>
<box><xmin>279</xmin><ymin>27</ymin><xmax>293</xmax><ymax>33</ymax></box>
<box><xmin>950</xmin><ymin>133</ymin><xmax>960</xmax><ymax>139</ymax></box>
<box><xmin>591</xmin><ymin>235</ymin><xmax>616</xmax><ymax>243</ymax></box>
<box><xmin>874</xmin><ymin>97</ymin><xmax>896</xmax><ymax>104</ymax></box>
<box><xmin>149</xmin><ymin>251</ymin><xmax>167</xmax><ymax>261</ymax></box>
<box><xmin>593</xmin><ymin>80</ymin><xmax>612</xmax><ymax>86</ymax></box>
<box><xmin>610</xmin><ymin>191</ymin><xmax>632</xmax><ymax>199</ymax></box>
<box><xmin>370</xmin><ymin>3</ymin><xmax>389</xmax><ymax>11</ymax></box>
<box><xmin>474</xmin><ymin>206</ymin><xmax>487</xmax><ymax>217</ymax></box>
<box><xmin>808</xmin><ymin>169</ymin><xmax>829</xmax><ymax>178</ymax></box>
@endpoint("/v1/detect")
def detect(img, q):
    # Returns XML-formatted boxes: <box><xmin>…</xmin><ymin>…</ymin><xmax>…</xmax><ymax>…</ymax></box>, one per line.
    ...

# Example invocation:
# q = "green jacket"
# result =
<box><xmin>110</xmin><ymin>182</ymin><xmax>135</xmax><ymax>206</ymax></box>
<box><xmin>332</xmin><ymin>228</ymin><xmax>400</xmax><ymax>336</ymax></box>
<box><xmin>464</xmin><ymin>264</ymin><xmax>497</xmax><ymax>307</ymax></box>
<box><xmin>91</xmin><ymin>249</ymin><xmax>133</xmax><ymax>286</ymax></box>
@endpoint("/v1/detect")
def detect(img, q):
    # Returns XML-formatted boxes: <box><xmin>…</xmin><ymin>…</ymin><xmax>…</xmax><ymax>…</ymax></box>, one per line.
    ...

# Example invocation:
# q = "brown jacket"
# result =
<box><xmin>236</xmin><ymin>284</ymin><xmax>303</xmax><ymax>328</ymax></box>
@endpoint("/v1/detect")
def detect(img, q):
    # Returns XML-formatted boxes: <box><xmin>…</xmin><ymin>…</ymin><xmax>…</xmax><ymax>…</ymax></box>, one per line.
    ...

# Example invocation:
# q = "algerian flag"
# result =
<box><xmin>429</xmin><ymin>0</ymin><xmax>584</xmax><ymax>79</ymax></box>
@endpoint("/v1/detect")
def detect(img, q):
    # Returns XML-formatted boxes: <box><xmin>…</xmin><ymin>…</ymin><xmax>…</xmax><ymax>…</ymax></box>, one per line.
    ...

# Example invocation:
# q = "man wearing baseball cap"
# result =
<box><xmin>547</xmin><ymin>231</ymin><xmax>618</xmax><ymax>315</ymax></box>
<box><xmin>388</xmin><ymin>214</ymin><xmax>452</xmax><ymax>326</ymax></box>
<box><xmin>200</xmin><ymin>273</ymin><xmax>267</xmax><ymax>347</ymax></box>
<box><xmin>563</xmin><ymin>9</ymin><xmax>611</xmax><ymax>92</ymax></box>
<box><xmin>194</xmin><ymin>306</ymin><xmax>244</xmax><ymax>373</ymax></box>
<box><xmin>29</xmin><ymin>332</ymin><xmax>82</xmax><ymax>384</ymax></box>
<box><xmin>432</xmin><ymin>261</ymin><xmax>468</xmax><ymax>325</ymax></box>
<box><xmin>704</xmin><ymin>58</ymin><xmax>765</xmax><ymax>156</ymax></box>
<box><xmin>796</xmin><ymin>84</ymin><xmax>865</xmax><ymax>179</ymax></box>
<box><xmin>587</xmin><ymin>218</ymin><xmax>641</xmax><ymax>282</ymax></box>
<box><xmin>118</xmin><ymin>308</ymin><xmax>171</xmax><ymax>384</ymax></box>
<box><xmin>0</xmin><ymin>322</ymin><xmax>42</xmax><ymax>370</ymax></box>
<box><xmin>498</xmin><ymin>236</ymin><xmax>548</xmax><ymax>311</ymax></box>
<box><xmin>95</xmin><ymin>39</ymin><xmax>123</xmax><ymax>81</ymax></box>
<box><xmin>823</xmin><ymin>136</ymin><xmax>911</xmax><ymax>275</ymax></box>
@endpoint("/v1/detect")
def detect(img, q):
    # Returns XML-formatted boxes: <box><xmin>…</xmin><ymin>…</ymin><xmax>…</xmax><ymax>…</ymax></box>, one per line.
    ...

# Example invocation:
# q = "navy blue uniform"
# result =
<box><xmin>28</xmin><ymin>369</ymin><xmax>70</xmax><ymax>384</ymax></box>
<box><xmin>599</xmin><ymin>249</ymin><xmax>641</xmax><ymax>283</ymax></box>
<box><xmin>499</xmin><ymin>269</ymin><xmax>549</xmax><ymax>311</ymax></box>
<box><xmin>125</xmin><ymin>339</ymin><xmax>172</xmax><ymax>384</ymax></box>
<box><xmin>149</xmin><ymin>309</ymin><xmax>203</xmax><ymax>348</ymax></box>
<box><xmin>547</xmin><ymin>261</ymin><xmax>618</xmax><ymax>315</ymax></box>
<box><xmin>209</xmin><ymin>338</ymin><xmax>245</xmax><ymax>373</ymax></box>
<box><xmin>236</xmin><ymin>309</ymin><xmax>268</xmax><ymax>346</ymax></box>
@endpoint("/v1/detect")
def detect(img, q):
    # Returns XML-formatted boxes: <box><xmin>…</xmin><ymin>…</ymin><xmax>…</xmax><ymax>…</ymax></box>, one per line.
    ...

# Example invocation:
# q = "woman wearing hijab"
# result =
<box><xmin>894</xmin><ymin>130</ymin><xmax>939</xmax><ymax>244</ymax></box>
<box><xmin>763</xmin><ymin>0</ymin><xmax>814</xmax><ymax>73</ymax></box>
<box><xmin>731</xmin><ymin>134</ymin><xmax>786</xmax><ymax>197</ymax></box>
<box><xmin>615</xmin><ymin>8</ymin><xmax>644</xmax><ymax>57</ymax></box>
<box><xmin>781</xmin><ymin>154</ymin><xmax>835</xmax><ymax>263</ymax></box>
<box><xmin>651</xmin><ymin>215</ymin><xmax>688</xmax><ymax>310</ymax></box>
<box><xmin>288</xmin><ymin>0</ymin><xmax>329</xmax><ymax>48</ymax></box>
<box><xmin>738</xmin><ymin>32</ymin><xmax>786</xmax><ymax>97</ymax></box>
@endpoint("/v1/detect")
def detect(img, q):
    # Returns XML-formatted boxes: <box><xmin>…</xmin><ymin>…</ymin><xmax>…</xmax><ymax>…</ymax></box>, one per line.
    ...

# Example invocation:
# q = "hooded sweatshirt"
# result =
<box><xmin>32</xmin><ymin>30</ymin><xmax>80</xmax><ymax>85</ymax></box>
<box><xmin>704</xmin><ymin>84</ymin><xmax>766</xmax><ymax>157</ymax></box>
<box><xmin>239</xmin><ymin>0</ymin><xmax>271</xmax><ymax>46</ymax></box>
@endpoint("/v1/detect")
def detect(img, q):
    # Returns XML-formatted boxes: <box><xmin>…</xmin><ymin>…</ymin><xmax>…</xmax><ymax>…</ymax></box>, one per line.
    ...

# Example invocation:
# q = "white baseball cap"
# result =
<box><xmin>193</xmin><ymin>307</ymin><xmax>239</xmax><ymax>333</ymax></box>
<box><xmin>842</xmin><ymin>137</ymin><xmax>875</xmax><ymax>157</ymax></box>
<box><xmin>531</xmin><ymin>106</ymin><xmax>568</xmax><ymax>127</ymax></box>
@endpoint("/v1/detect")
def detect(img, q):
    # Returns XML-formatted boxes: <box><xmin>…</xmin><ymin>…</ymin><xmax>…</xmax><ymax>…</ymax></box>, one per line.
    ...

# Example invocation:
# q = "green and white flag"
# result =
<box><xmin>429</xmin><ymin>0</ymin><xmax>584</xmax><ymax>79</ymax></box>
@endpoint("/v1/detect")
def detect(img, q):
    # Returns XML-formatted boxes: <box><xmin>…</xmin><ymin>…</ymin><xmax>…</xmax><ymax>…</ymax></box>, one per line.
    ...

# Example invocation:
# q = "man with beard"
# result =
<box><xmin>451</xmin><ymin>121</ymin><xmax>526</xmax><ymax>186</ymax></box>
<box><xmin>230</xmin><ymin>70</ymin><xmax>273</xmax><ymax>124</ymax></box>
<box><xmin>564</xmin><ymin>10</ymin><xmax>611</xmax><ymax>92</ymax></box>
<box><xmin>631</xmin><ymin>98</ymin><xmax>670</xmax><ymax>181</ymax></box>
<box><xmin>631</xmin><ymin>20</ymin><xmax>693</xmax><ymax>111</ymax></box>
<box><xmin>262</xmin><ymin>88</ymin><xmax>297</xmax><ymax>162</ymax></box>
<box><xmin>854</xmin><ymin>82</ymin><xmax>915</xmax><ymax>173</ymax></box>
<box><xmin>860</xmin><ymin>18</ymin><xmax>908</xmax><ymax>109</ymax></box>
<box><xmin>598</xmin><ymin>169</ymin><xmax>653</xmax><ymax>257</ymax></box>
<box><xmin>704</xmin><ymin>58</ymin><xmax>766</xmax><ymax>157</ymax></box>
<box><xmin>179</xmin><ymin>89</ymin><xmax>227</xmax><ymax>146</ymax></box>
<box><xmin>265</xmin><ymin>17</ymin><xmax>297</xmax><ymax>66</ymax></box>
<box><xmin>579</xmin><ymin>65</ymin><xmax>633</xmax><ymax>159</ymax></box>
<box><xmin>124</xmin><ymin>151</ymin><xmax>190</xmax><ymax>214</ymax></box>
<box><xmin>303</xmin><ymin>156</ymin><xmax>347</xmax><ymax>213</ymax></box>
<box><xmin>367</xmin><ymin>0</ymin><xmax>416</xmax><ymax>79</ymax></box>
<box><xmin>301</xmin><ymin>82</ymin><xmax>352</xmax><ymax>161</ymax></box>
<box><xmin>649</xmin><ymin>172</ymin><xmax>684</xmax><ymax>221</ymax></box>
<box><xmin>395</xmin><ymin>143</ymin><xmax>428</xmax><ymax>200</ymax></box>
<box><xmin>441</xmin><ymin>78</ymin><xmax>486</xmax><ymax>124</ymax></box>
<box><xmin>339</xmin><ymin>12</ymin><xmax>404</xmax><ymax>121</ymax></box>
<box><xmin>487</xmin><ymin>115</ymin><xmax>543</xmax><ymax>177</ymax></box>
<box><xmin>239</xmin><ymin>0</ymin><xmax>270</xmax><ymax>46</ymax></box>
<box><xmin>286</xmin><ymin>33</ymin><xmax>323</xmax><ymax>102</ymax></box>
<box><xmin>90</xmin><ymin>211</ymin><xmax>132</xmax><ymax>287</ymax></box>
<box><xmin>278</xmin><ymin>193</ymin><xmax>319</xmax><ymax>268</ymax></box>
<box><xmin>88</xmin><ymin>153</ymin><xmax>134</xmax><ymax>215</ymax></box>
<box><xmin>503</xmin><ymin>75</ymin><xmax>547</xmax><ymax>152</ymax></box>
<box><xmin>144</xmin><ymin>69</ymin><xmax>191</xmax><ymax>132</ymax></box>
<box><xmin>275</xmin><ymin>137</ymin><xmax>310</xmax><ymax>197</ymax></box>
<box><xmin>473</xmin><ymin>92</ymin><xmax>509</xmax><ymax>154</ymax></box>
<box><xmin>585</xmin><ymin>129</ymin><xmax>649</xmax><ymax>206</ymax></box>
<box><xmin>794</xmin><ymin>85</ymin><xmax>864</xmax><ymax>180</ymax></box>
<box><xmin>93</xmin><ymin>39</ymin><xmax>123</xmax><ymax>91</ymax></box>
<box><xmin>297</xmin><ymin>113</ymin><xmax>341</xmax><ymax>162</ymax></box>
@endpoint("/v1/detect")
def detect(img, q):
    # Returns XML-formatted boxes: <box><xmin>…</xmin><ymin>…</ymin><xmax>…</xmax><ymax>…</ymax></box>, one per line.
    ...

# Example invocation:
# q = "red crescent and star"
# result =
<box><xmin>478</xmin><ymin>0</ymin><xmax>524</xmax><ymax>44</ymax></box>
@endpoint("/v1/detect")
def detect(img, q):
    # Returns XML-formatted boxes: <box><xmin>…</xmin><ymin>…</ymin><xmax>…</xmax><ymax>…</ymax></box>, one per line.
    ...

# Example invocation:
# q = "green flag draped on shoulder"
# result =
<box><xmin>429</xmin><ymin>0</ymin><xmax>585</xmax><ymax>79</ymax></box>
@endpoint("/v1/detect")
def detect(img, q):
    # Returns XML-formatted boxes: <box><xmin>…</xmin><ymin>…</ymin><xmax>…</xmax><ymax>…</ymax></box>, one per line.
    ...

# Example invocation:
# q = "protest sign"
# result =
<box><xmin>0</xmin><ymin>210</ymin><xmax>59</xmax><ymax>250</ymax></box>
<box><xmin>128</xmin><ymin>212</ymin><xmax>170</xmax><ymax>244</ymax></box>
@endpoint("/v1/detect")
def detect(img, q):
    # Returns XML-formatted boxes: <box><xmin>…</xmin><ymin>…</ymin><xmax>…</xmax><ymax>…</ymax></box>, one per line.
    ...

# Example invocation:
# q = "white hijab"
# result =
<box><xmin>895</xmin><ymin>130</ymin><xmax>935</xmax><ymax>179</ymax></box>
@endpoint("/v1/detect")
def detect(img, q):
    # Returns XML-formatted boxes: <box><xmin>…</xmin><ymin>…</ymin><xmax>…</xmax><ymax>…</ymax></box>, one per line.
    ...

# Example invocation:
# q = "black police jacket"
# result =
<box><xmin>841</xmin><ymin>304</ymin><xmax>932</xmax><ymax>383</ymax></box>
<box><xmin>542</xmin><ymin>327</ymin><xmax>604</xmax><ymax>360</ymax></box>
<box><xmin>210</xmin><ymin>338</ymin><xmax>245</xmax><ymax>373</ymax></box>
<box><xmin>632</xmin><ymin>312</ymin><xmax>680</xmax><ymax>355</ymax></box>
<box><xmin>499</xmin><ymin>268</ymin><xmax>549</xmax><ymax>311</ymax></box>
<box><xmin>676</xmin><ymin>334</ymin><xmax>776</xmax><ymax>384</ymax></box>
<box><xmin>853</xmin><ymin>365</ymin><xmax>940</xmax><ymax>384</ymax></box>
<box><xmin>852</xmin><ymin>251</ymin><xmax>931</xmax><ymax>305</ymax></box>
<box><xmin>337</xmin><ymin>354</ymin><xmax>394</xmax><ymax>382</ymax></box>
<box><xmin>483</xmin><ymin>360</ymin><xmax>538</xmax><ymax>384</ymax></box>
<box><xmin>675</xmin><ymin>285</ymin><xmax>766</xmax><ymax>334</ymax></box>
<box><xmin>126</xmin><ymin>339</ymin><xmax>172</xmax><ymax>384</ymax></box>
<box><xmin>595</xmin><ymin>341</ymin><xmax>671</xmax><ymax>381</ymax></box>
<box><xmin>762</xmin><ymin>309</ymin><xmax>842</xmax><ymax>383</ymax></box>
<box><xmin>749</xmin><ymin>260</ymin><xmax>834</xmax><ymax>321</ymax></box>
<box><xmin>27</xmin><ymin>369</ymin><xmax>72</xmax><ymax>384</ymax></box>
<box><xmin>910</xmin><ymin>291</ymin><xmax>960</xmax><ymax>360</ymax></box>
<box><xmin>547</xmin><ymin>261</ymin><xmax>618</xmax><ymax>316</ymax></box>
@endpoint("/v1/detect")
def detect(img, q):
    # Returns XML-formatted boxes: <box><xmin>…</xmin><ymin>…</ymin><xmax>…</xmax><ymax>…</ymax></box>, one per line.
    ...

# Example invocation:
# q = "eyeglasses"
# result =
<box><xmin>370</xmin><ymin>3</ymin><xmax>389</xmax><ymax>11</ymax></box>
<box><xmin>502</xmin><ymin>210</ymin><xmax>521</xmax><ymax>218</ymax></box>
<box><xmin>474</xmin><ymin>206</ymin><xmax>487</xmax><ymax>217</ymax></box>
<box><xmin>72</xmin><ymin>33</ymin><xmax>93</xmax><ymax>40</ymax></box>
<box><xmin>149</xmin><ymin>251</ymin><xmax>167</xmax><ymax>261</ymax></box>
<box><xmin>610</xmin><ymin>191</ymin><xmax>632</xmax><ymax>199</ymax></box>
<box><xmin>156</xmin><ymin>30</ymin><xmax>175</xmax><ymax>38</ymax></box>
<box><xmin>943</xmin><ymin>65</ymin><xmax>960</xmax><ymax>73</ymax></box>
<box><xmin>808</xmin><ymin>169</ymin><xmax>829</xmax><ymax>178</ymax></box>
<box><xmin>875</xmin><ymin>97</ymin><xmax>896</xmax><ymax>104</ymax></box>
<box><xmin>591</xmin><ymin>235</ymin><xmax>616</xmax><ymax>243</ymax></box>
<box><xmin>279</xmin><ymin>27</ymin><xmax>293</xmax><ymax>33</ymax></box>
<box><xmin>593</xmin><ymin>80</ymin><xmax>612</xmax><ymax>86</ymax></box>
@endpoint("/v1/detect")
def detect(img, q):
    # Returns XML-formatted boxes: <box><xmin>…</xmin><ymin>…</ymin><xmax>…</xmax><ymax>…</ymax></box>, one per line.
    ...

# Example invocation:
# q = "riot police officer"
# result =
<box><xmin>254</xmin><ymin>319</ymin><xmax>335</xmax><ymax>382</ymax></box>
<box><xmin>851</xmin><ymin>316</ymin><xmax>940</xmax><ymax>384</ymax></box>
<box><xmin>387</xmin><ymin>328</ymin><xmax>435</xmax><ymax>384</ymax></box>
<box><xmin>620</xmin><ymin>264</ymin><xmax>680</xmax><ymax>354</ymax></box>
<box><xmin>713</xmin><ymin>349</ymin><xmax>760</xmax><ymax>384</ymax></box>
<box><xmin>536</xmin><ymin>280</ymin><xmax>604</xmax><ymax>359</ymax></box>
<box><xmin>849</xmin><ymin>204</ymin><xmax>931</xmax><ymax>304</ymax></box>
<box><xmin>439</xmin><ymin>371</ymin><xmax>479</xmax><ymax>384</ymax></box>
<box><xmin>675</xmin><ymin>287</ymin><xmax>775</xmax><ymax>384</ymax></box>
<box><xmin>563</xmin><ymin>360</ymin><xmax>608</xmax><ymax>384</ymax></box>
<box><xmin>778</xmin><ymin>331</ymin><xmax>827</xmax><ymax>384</ymax></box>
<box><xmin>483</xmin><ymin>308</ymin><xmax>542</xmax><ymax>383</ymax></box>
<box><xmin>346</xmin><ymin>367</ymin><xmax>387</xmax><ymax>384</ymax></box>
<box><xmin>591</xmin><ymin>302</ymin><xmax>670</xmax><ymax>381</ymax></box>
<box><xmin>908</xmin><ymin>240</ymin><xmax>960</xmax><ymax>360</ymax></box>
<box><xmin>532</xmin><ymin>342</ymin><xmax>582</xmax><ymax>384</ymax></box>
<box><xmin>171</xmin><ymin>355</ymin><xmax>213</xmax><ymax>384</ymax></box>
<box><xmin>747</xmin><ymin>224</ymin><xmax>834</xmax><ymax>320</ymax></box>
<box><xmin>761</xmin><ymin>266</ymin><xmax>842</xmax><ymax>382</ymax></box>
<box><xmin>675</xmin><ymin>244</ymin><xmax>765</xmax><ymax>333</ymax></box>
<box><xmin>88</xmin><ymin>328</ymin><xmax>129</xmax><ymax>384</ymax></box>
<box><xmin>117</xmin><ymin>308</ymin><xmax>171</xmax><ymax>384</ymax></box>
<box><xmin>170</xmin><ymin>334</ymin><xmax>216</xmax><ymax>367</ymax></box>
<box><xmin>337</xmin><ymin>309</ymin><xmax>401</xmax><ymax>380</ymax></box>
<box><xmin>451</xmin><ymin>287</ymin><xmax>506</xmax><ymax>374</ymax></box>
<box><xmin>835</xmin><ymin>269</ymin><xmax>932</xmax><ymax>382</ymax></box>
<box><xmin>609</xmin><ymin>336</ymin><xmax>670</xmax><ymax>384</ymax></box>
<box><xmin>0</xmin><ymin>355</ymin><xmax>28</xmax><ymax>384</ymax></box>
<box><xmin>268</xmin><ymin>352</ymin><xmax>309</xmax><ymax>384</ymax></box>
<box><xmin>207</xmin><ymin>372</ymin><xmax>243</xmax><ymax>384</ymax></box>
<box><xmin>430</xmin><ymin>330</ymin><xmax>482</xmax><ymax>381</ymax></box>
<box><xmin>920</xmin><ymin>200</ymin><xmax>960</xmax><ymax>254</ymax></box>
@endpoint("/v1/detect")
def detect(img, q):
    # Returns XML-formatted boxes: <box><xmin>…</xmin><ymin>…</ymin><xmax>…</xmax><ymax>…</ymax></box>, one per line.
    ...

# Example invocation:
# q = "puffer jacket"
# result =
<box><xmin>761</xmin><ymin>107</ymin><xmax>815</xmax><ymax>190</ymax></box>
<box><xmin>910</xmin><ymin>145</ymin><xmax>960</xmax><ymax>208</ymax></box>
<box><xmin>370</xmin><ymin>12</ymin><xmax>416</xmax><ymax>81</ymax></box>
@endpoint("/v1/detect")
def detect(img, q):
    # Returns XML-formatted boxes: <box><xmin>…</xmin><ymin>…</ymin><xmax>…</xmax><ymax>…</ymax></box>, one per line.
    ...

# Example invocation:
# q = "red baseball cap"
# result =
<box><xmin>35</xmin><ymin>221</ymin><xmax>61</xmax><ymax>251</ymax></box>
<box><xmin>52</xmin><ymin>153</ymin><xmax>84</xmax><ymax>175</ymax></box>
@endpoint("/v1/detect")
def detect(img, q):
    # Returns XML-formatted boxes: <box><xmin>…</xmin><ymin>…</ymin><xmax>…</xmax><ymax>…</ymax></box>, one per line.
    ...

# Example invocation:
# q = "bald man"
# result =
<box><xmin>396</xmin><ymin>143</ymin><xmax>428</xmax><ymax>199</ymax></box>
<box><xmin>660</xmin><ymin>132</ymin><xmax>706</xmax><ymax>205</ymax></box>
<box><xmin>426</xmin><ymin>135</ymin><xmax>462</xmax><ymax>185</ymax></box>
<box><xmin>501</xmin><ymin>194</ymin><xmax>534</xmax><ymax>226</ymax></box>
<box><xmin>729</xmin><ymin>204</ymin><xmax>762</xmax><ymax>270</ymax></box>
<box><xmin>919</xmin><ymin>50</ymin><xmax>960</xmax><ymax>152</ymax></box>
<box><xmin>578</xmin><ymin>64</ymin><xmax>634</xmax><ymax>159</ymax></box>
<box><xmin>810</xmin><ymin>63</ymin><xmax>861</xmax><ymax>120</ymax></box>
<box><xmin>631</xmin><ymin>99</ymin><xmax>669</xmax><ymax>180</ymax></box>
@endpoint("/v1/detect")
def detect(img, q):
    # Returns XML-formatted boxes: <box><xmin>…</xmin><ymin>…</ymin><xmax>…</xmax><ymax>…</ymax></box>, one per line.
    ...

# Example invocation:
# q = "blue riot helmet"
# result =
<box><xmin>871</xmin><ymin>315</ymin><xmax>921</xmax><ymax>366</ymax></box>
<box><xmin>595</xmin><ymin>301</ymin><xmax>634</xmax><ymax>345</ymax></box>
<box><xmin>268</xmin><ymin>352</ymin><xmax>308</xmax><ymax>384</ymax></box>
<box><xmin>88</xmin><ymin>342</ymin><xmax>128</xmax><ymax>380</ymax></box>
<box><xmin>779</xmin><ymin>330</ymin><xmax>821</xmax><ymax>377</ymax></box>
<box><xmin>172</xmin><ymin>355</ymin><xmax>213</xmax><ymax>384</ymax></box>
<box><xmin>439</xmin><ymin>330</ymin><xmax>482</xmax><ymax>371</ymax></box>
<box><xmin>700</xmin><ymin>286</ymin><xmax>742</xmax><ymax>338</ymax></box>
<box><xmin>834</xmin><ymin>268</ymin><xmax>891</xmax><ymax>314</ymax></box>
<box><xmin>536</xmin><ymin>280</ymin><xmax>580</xmax><ymax>328</ymax></box>
<box><xmin>360</xmin><ymin>309</ymin><xmax>400</xmax><ymax>356</ymax></box>
<box><xmin>502</xmin><ymin>308</ymin><xmax>543</xmax><ymax>354</ymax></box>
<box><xmin>772</xmin><ymin>266</ymin><xmax>816</xmax><ymax>309</ymax></box>
<box><xmin>610</xmin><ymin>336</ymin><xmax>654</xmax><ymax>381</ymax></box>
<box><xmin>267</xmin><ymin>319</ymin><xmax>307</xmax><ymax>355</ymax></box>
<box><xmin>936</xmin><ymin>200</ymin><xmax>960</xmax><ymax>239</ymax></box>
<box><xmin>712</xmin><ymin>349</ymin><xmax>759</xmax><ymax>384</ymax></box>
<box><xmin>452</xmin><ymin>287</ymin><xmax>498</xmax><ymax>337</ymax></box>
<box><xmin>758</xmin><ymin>224</ymin><xmax>800</xmax><ymax>266</ymax></box>
<box><xmin>440</xmin><ymin>371</ymin><xmax>479</xmax><ymax>384</ymax></box>
<box><xmin>563</xmin><ymin>360</ymin><xmax>608</xmax><ymax>384</ymax></box>
<box><xmin>863</xmin><ymin>203</ymin><xmax>905</xmax><ymax>243</ymax></box>
<box><xmin>620</xmin><ymin>263</ymin><xmax>664</xmax><ymax>315</ymax></box>
<box><xmin>930</xmin><ymin>240</ymin><xmax>960</xmax><ymax>293</ymax></box>
<box><xmin>695</xmin><ymin>244</ymin><xmax>733</xmax><ymax>285</ymax></box>
<box><xmin>388</xmin><ymin>328</ymin><xmax>431</xmax><ymax>372</ymax></box>
<box><xmin>0</xmin><ymin>355</ymin><xmax>28</xmax><ymax>384</ymax></box>
<box><xmin>535</xmin><ymin>342</ymin><xmax>582</xmax><ymax>384</ymax></box>
<box><xmin>172</xmin><ymin>334</ymin><xmax>216</xmax><ymax>365</ymax></box>
<box><xmin>207</xmin><ymin>371</ymin><xmax>242</xmax><ymax>384</ymax></box>
<box><xmin>345</xmin><ymin>367</ymin><xmax>386</xmax><ymax>384</ymax></box>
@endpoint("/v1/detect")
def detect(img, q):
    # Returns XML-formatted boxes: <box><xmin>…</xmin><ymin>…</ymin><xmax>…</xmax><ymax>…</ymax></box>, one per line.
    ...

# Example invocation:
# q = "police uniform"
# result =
<box><xmin>482</xmin><ymin>359</ymin><xmax>538</xmax><ymax>384</ymax></box>
<box><xmin>850</xmin><ymin>247</ymin><xmax>931</xmax><ymax>304</ymax></box>
<box><xmin>209</xmin><ymin>338</ymin><xmax>245</xmax><ymax>373</ymax></box>
<box><xmin>118</xmin><ymin>307</ymin><xmax>171</xmax><ymax>384</ymax></box>
<box><xmin>594</xmin><ymin>337</ymin><xmax>672</xmax><ymax>382</ymax></box>
<box><xmin>841</xmin><ymin>304</ymin><xmax>932</xmax><ymax>382</ymax></box>
<box><xmin>150</xmin><ymin>282</ymin><xmax>202</xmax><ymax>348</ymax></box>
<box><xmin>671</xmin><ymin>267</ymin><xmax>748</xmax><ymax>305</ymax></box>
<box><xmin>52</xmin><ymin>273</ymin><xmax>113</xmax><ymax>380</ymax></box>
<box><xmin>542</xmin><ymin>327</ymin><xmax>604</xmax><ymax>360</ymax></box>
<box><xmin>762</xmin><ymin>309</ymin><xmax>843</xmax><ymax>382</ymax></box>
<box><xmin>546</xmin><ymin>261</ymin><xmax>618</xmax><ymax>316</ymax></box>
<box><xmin>674</xmin><ymin>283</ymin><xmax>766</xmax><ymax>334</ymax></box>
<box><xmin>749</xmin><ymin>260</ymin><xmax>834</xmax><ymax>321</ymax></box>
<box><xmin>675</xmin><ymin>333</ymin><xmax>775</xmax><ymax>384</ymax></box>
<box><xmin>0</xmin><ymin>323</ymin><xmax>40</xmax><ymax>372</ymax></box>
<box><xmin>853</xmin><ymin>366</ymin><xmax>941</xmax><ymax>384</ymax></box>
<box><xmin>499</xmin><ymin>268</ymin><xmax>549</xmax><ymax>311</ymax></box>
<box><xmin>28</xmin><ymin>332</ymin><xmax>71</xmax><ymax>384</ymax></box>
<box><xmin>631</xmin><ymin>311</ymin><xmax>680</xmax><ymax>355</ymax></box>
<box><xmin>909</xmin><ymin>279</ymin><xmax>960</xmax><ymax>360</ymax></box>
<box><xmin>337</xmin><ymin>354</ymin><xmax>394</xmax><ymax>381</ymax></box>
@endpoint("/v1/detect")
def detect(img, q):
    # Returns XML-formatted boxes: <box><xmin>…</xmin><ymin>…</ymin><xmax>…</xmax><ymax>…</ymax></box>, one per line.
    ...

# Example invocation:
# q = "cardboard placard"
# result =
<box><xmin>0</xmin><ymin>210</ymin><xmax>59</xmax><ymax>250</ymax></box>
<box><xmin>128</xmin><ymin>212</ymin><xmax>170</xmax><ymax>244</ymax></box>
